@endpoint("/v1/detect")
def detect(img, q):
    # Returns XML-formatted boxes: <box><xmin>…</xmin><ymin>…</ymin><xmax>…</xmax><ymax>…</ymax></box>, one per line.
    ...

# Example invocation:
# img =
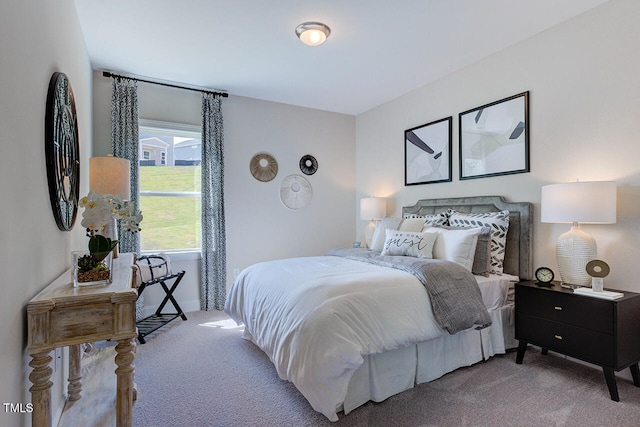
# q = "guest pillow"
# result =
<box><xmin>423</xmin><ymin>226</ymin><xmax>483</xmax><ymax>271</ymax></box>
<box><xmin>447</xmin><ymin>210</ymin><xmax>510</xmax><ymax>274</ymax></box>
<box><xmin>381</xmin><ymin>230</ymin><xmax>438</xmax><ymax>258</ymax></box>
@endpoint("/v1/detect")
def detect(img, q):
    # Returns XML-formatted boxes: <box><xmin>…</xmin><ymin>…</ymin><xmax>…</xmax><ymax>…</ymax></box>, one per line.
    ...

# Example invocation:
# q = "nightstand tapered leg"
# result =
<box><xmin>516</xmin><ymin>341</ymin><xmax>527</xmax><ymax>364</ymax></box>
<box><xmin>630</xmin><ymin>363</ymin><xmax>640</xmax><ymax>387</ymax></box>
<box><xmin>603</xmin><ymin>367</ymin><xmax>619</xmax><ymax>401</ymax></box>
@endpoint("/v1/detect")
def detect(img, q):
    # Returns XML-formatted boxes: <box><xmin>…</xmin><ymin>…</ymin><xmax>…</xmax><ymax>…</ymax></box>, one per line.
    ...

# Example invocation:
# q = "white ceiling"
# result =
<box><xmin>75</xmin><ymin>0</ymin><xmax>609</xmax><ymax>115</ymax></box>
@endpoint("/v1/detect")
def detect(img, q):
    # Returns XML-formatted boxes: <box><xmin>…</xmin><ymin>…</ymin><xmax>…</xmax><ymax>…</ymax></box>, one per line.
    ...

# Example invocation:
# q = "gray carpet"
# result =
<box><xmin>132</xmin><ymin>310</ymin><xmax>640</xmax><ymax>426</ymax></box>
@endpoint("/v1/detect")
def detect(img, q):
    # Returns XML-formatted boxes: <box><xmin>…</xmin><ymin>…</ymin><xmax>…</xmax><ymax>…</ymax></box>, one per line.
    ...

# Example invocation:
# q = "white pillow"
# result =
<box><xmin>370</xmin><ymin>217</ymin><xmax>403</xmax><ymax>252</ymax></box>
<box><xmin>424</xmin><ymin>226</ymin><xmax>483</xmax><ymax>271</ymax></box>
<box><xmin>398</xmin><ymin>217</ymin><xmax>426</xmax><ymax>232</ymax></box>
<box><xmin>381</xmin><ymin>230</ymin><xmax>438</xmax><ymax>258</ymax></box>
<box><xmin>447</xmin><ymin>210</ymin><xmax>510</xmax><ymax>274</ymax></box>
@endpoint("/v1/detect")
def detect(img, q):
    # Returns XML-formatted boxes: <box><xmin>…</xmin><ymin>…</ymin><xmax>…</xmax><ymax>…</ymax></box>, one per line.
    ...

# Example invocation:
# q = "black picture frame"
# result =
<box><xmin>459</xmin><ymin>91</ymin><xmax>529</xmax><ymax>180</ymax></box>
<box><xmin>404</xmin><ymin>116</ymin><xmax>452</xmax><ymax>186</ymax></box>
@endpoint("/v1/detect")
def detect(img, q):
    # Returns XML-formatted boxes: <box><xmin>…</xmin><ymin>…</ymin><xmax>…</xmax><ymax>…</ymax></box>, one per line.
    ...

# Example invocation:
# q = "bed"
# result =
<box><xmin>225</xmin><ymin>196</ymin><xmax>532</xmax><ymax>421</ymax></box>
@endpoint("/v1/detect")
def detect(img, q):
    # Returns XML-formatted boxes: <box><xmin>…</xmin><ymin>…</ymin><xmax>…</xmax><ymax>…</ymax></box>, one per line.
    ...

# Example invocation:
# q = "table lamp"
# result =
<box><xmin>360</xmin><ymin>197</ymin><xmax>386</xmax><ymax>248</ymax></box>
<box><xmin>89</xmin><ymin>155</ymin><xmax>131</xmax><ymax>257</ymax></box>
<box><xmin>541</xmin><ymin>181</ymin><xmax>616</xmax><ymax>287</ymax></box>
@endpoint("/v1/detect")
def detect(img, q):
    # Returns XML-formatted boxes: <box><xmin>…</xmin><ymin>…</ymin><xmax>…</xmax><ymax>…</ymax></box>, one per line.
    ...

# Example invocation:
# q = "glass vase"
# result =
<box><xmin>72</xmin><ymin>250</ymin><xmax>113</xmax><ymax>287</ymax></box>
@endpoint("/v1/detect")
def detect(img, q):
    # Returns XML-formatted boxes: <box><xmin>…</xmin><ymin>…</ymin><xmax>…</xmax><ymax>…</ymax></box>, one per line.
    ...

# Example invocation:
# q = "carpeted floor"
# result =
<box><xmin>131</xmin><ymin>310</ymin><xmax>640</xmax><ymax>426</ymax></box>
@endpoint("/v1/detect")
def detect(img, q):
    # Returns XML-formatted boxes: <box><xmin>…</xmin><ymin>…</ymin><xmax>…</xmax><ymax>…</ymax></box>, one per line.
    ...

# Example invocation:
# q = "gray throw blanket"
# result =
<box><xmin>326</xmin><ymin>248</ymin><xmax>492</xmax><ymax>334</ymax></box>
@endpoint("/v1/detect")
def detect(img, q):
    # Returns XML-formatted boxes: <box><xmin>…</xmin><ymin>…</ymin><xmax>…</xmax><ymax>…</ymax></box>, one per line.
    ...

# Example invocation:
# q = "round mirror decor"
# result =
<box><xmin>45</xmin><ymin>72</ymin><xmax>80</xmax><ymax>231</ymax></box>
<box><xmin>250</xmin><ymin>152</ymin><xmax>278</xmax><ymax>182</ymax></box>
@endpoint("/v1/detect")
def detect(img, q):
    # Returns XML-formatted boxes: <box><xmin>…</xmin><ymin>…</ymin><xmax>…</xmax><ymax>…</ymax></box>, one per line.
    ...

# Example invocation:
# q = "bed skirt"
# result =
<box><xmin>341</xmin><ymin>302</ymin><xmax>515</xmax><ymax>415</ymax></box>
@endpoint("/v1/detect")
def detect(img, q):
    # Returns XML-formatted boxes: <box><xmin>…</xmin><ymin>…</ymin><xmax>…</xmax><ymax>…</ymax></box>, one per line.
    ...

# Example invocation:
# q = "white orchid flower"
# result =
<box><xmin>79</xmin><ymin>192</ymin><xmax>143</xmax><ymax>238</ymax></box>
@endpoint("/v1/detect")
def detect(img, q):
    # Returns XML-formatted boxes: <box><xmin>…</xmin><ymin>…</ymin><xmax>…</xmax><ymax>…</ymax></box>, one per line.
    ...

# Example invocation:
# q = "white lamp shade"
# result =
<box><xmin>541</xmin><ymin>181</ymin><xmax>616</xmax><ymax>224</ymax></box>
<box><xmin>360</xmin><ymin>197</ymin><xmax>386</xmax><ymax>220</ymax></box>
<box><xmin>89</xmin><ymin>156</ymin><xmax>131</xmax><ymax>200</ymax></box>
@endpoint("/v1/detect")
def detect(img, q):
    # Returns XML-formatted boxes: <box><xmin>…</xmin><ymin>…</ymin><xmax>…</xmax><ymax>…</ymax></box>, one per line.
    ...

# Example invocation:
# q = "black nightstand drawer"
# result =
<box><xmin>516</xmin><ymin>284</ymin><xmax>613</xmax><ymax>334</ymax></box>
<box><xmin>517</xmin><ymin>313</ymin><xmax>614</xmax><ymax>366</ymax></box>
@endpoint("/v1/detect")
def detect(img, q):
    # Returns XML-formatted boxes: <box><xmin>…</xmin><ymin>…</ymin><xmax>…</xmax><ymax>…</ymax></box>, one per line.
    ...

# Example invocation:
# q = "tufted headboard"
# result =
<box><xmin>402</xmin><ymin>196</ymin><xmax>533</xmax><ymax>280</ymax></box>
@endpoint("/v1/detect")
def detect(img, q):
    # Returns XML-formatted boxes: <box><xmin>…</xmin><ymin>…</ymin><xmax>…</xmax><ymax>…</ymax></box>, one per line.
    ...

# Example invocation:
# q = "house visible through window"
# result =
<box><xmin>138</xmin><ymin>120</ymin><xmax>202</xmax><ymax>252</ymax></box>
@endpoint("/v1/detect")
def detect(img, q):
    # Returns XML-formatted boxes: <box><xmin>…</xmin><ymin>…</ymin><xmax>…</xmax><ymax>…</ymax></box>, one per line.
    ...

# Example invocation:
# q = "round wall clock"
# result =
<box><xmin>299</xmin><ymin>154</ymin><xmax>318</xmax><ymax>175</ymax></box>
<box><xmin>250</xmin><ymin>153</ymin><xmax>278</xmax><ymax>182</ymax></box>
<box><xmin>45</xmin><ymin>72</ymin><xmax>80</xmax><ymax>231</ymax></box>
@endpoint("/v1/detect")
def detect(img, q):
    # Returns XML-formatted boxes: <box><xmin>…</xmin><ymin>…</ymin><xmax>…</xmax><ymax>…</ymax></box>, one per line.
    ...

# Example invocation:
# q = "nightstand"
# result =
<box><xmin>515</xmin><ymin>280</ymin><xmax>640</xmax><ymax>401</ymax></box>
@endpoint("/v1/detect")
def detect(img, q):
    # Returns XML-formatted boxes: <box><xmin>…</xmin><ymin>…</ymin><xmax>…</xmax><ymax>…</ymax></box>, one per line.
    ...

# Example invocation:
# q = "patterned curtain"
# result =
<box><xmin>200</xmin><ymin>93</ymin><xmax>226</xmax><ymax>310</ymax></box>
<box><xmin>110</xmin><ymin>77</ymin><xmax>140</xmax><ymax>254</ymax></box>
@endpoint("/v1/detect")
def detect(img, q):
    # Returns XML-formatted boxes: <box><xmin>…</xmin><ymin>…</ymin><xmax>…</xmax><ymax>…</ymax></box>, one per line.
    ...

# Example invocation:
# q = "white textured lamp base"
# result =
<box><xmin>556</xmin><ymin>224</ymin><xmax>596</xmax><ymax>287</ymax></box>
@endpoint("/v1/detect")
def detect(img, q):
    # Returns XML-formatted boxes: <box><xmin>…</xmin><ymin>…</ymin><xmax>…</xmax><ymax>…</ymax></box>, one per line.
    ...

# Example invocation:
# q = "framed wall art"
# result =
<box><xmin>459</xmin><ymin>91</ymin><xmax>529</xmax><ymax>180</ymax></box>
<box><xmin>404</xmin><ymin>116</ymin><xmax>452</xmax><ymax>186</ymax></box>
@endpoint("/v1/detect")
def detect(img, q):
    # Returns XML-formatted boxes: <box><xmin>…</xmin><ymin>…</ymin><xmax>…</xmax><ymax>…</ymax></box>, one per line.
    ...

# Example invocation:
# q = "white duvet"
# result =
<box><xmin>224</xmin><ymin>255</ymin><xmax>450</xmax><ymax>421</ymax></box>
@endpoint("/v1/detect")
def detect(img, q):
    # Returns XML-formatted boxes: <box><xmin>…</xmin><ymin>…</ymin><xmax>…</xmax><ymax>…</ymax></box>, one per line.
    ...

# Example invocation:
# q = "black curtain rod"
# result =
<box><xmin>102</xmin><ymin>71</ymin><xmax>228</xmax><ymax>98</ymax></box>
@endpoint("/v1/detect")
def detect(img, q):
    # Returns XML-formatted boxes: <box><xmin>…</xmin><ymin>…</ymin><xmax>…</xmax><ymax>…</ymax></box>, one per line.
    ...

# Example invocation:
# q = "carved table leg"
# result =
<box><xmin>29</xmin><ymin>351</ymin><xmax>53</xmax><ymax>427</ymax></box>
<box><xmin>115</xmin><ymin>338</ymin><xmax>136</xmax><ymax>427</ymax></box>
<box><xmin>67</xmin><ymin>344</ymin><xmax>82</xmax><ymax>402</ymax></box>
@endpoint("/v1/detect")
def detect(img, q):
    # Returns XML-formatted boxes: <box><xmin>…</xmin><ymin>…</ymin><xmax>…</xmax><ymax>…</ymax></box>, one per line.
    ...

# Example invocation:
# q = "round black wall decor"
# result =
<box><xmin>299</xmin><ymin>154</ymin><xmax>318</xmax><ymax>175</ymax></box>
<box><xmin>45</xmin><ymin>72</ymin><xmax>80</xmax><ymax>231</ymax></box>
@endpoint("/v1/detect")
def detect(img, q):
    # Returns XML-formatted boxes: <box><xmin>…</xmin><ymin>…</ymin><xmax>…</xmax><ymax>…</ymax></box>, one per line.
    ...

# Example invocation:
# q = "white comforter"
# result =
<box><xmin>224</xmin><ymin>256</ymin><xmax>450</xmax><ymax>421</ymax></box>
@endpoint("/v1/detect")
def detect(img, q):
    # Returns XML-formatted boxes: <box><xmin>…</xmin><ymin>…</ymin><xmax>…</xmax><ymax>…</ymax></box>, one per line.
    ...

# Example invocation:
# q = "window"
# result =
<box><xmin>138</xmin><ymin>120</ymin><xmax>201</xmax><ymax>252</ymax></box>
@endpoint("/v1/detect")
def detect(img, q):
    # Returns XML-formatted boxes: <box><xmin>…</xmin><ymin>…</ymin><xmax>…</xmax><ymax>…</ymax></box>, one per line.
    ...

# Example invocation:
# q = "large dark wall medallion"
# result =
<box><xmin>45</xmin><ymin>72</ymin><xmax>80</xmax><ymax>231</ymax></box>
<box><xmin>299</xmin><ymin>154</ymin><xmax>318</xmax><ymax>175</ymax></box>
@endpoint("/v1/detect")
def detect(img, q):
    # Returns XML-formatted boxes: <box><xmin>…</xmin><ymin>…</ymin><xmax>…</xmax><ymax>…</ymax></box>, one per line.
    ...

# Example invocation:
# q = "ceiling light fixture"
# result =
<box><xmin>295</xmin><ymin>21</ymin><xmax>331</xmax><ymax>46</ymax></box>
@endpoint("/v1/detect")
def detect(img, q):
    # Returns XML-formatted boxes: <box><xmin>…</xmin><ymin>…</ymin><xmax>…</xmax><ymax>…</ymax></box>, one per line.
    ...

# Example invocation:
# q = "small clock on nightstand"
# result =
<box><xmin>534</xmin><ymin>266</ymin><xmax>554</xmax><ymax>287</ymax></box>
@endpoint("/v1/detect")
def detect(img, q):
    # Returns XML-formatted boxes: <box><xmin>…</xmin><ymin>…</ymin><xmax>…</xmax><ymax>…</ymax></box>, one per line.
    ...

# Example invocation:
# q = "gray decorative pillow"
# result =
<box><xmin>448</xmin><ymin>210</ymin><xmax>510</xmax><ymax>274</ymax></box>
<box><xmin>472</xmin><ymin>227</ymin><xmax>492</xmax><ymax>277</ymax></box>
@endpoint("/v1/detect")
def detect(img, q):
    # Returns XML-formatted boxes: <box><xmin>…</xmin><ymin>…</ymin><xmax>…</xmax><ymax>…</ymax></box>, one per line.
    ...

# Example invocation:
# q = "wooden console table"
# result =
<box><xmin>27</xmin><ymin>253</ymin><xmax>137</xmax><ymax>427</ymax></box>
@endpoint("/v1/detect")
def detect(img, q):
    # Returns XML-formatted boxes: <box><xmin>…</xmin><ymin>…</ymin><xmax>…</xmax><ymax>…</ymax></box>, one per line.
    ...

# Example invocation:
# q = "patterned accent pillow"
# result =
<box><xmin>381</xmin><ymin>230</ymin><xmax>438</xmax><ymax>258</ymax></box>
<box><xmin>447</xmin><ymin>210</ymin><xmax>510</xmax><ymax>274</ymax></box>
<box><xmin>403</xmin><ymin>211</ymin><xmax>449</xmax><ymax>227</ymax></box>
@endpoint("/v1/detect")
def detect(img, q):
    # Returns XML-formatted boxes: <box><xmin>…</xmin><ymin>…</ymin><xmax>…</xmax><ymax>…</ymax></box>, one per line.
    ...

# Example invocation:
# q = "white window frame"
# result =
<box><xmin>138</xmin><ymin>119</ymin><xmax>202</xmax><ymax>261</ymax></box>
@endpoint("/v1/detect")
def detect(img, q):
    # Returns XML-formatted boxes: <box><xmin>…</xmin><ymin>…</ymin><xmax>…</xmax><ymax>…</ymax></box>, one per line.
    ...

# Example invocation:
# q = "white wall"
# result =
<box><xmin>0</xmin><ymin>1</ymin><xmax>93</xmax><ymax>426</ymax></box>
<box><xmin>92</xmin><ymin>75</ymin><xmax>356</xmax><ymax>310</ymax></box>
<box><xmin>356</xmin><ymin>0</ymin><xmax>640</xmax><ymax>291</ymax></box>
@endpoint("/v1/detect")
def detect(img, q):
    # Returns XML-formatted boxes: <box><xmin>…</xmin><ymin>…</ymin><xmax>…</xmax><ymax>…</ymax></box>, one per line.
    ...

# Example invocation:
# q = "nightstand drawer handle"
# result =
<box><xmin>555</xmin><ymin>335</ymin><xmax>563</xmax><ymax>340</ymax></box>
<box><xmin>554</xmin><ymin>306</ymin><xmax>563</xmax><ymax>311</ymax></box>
